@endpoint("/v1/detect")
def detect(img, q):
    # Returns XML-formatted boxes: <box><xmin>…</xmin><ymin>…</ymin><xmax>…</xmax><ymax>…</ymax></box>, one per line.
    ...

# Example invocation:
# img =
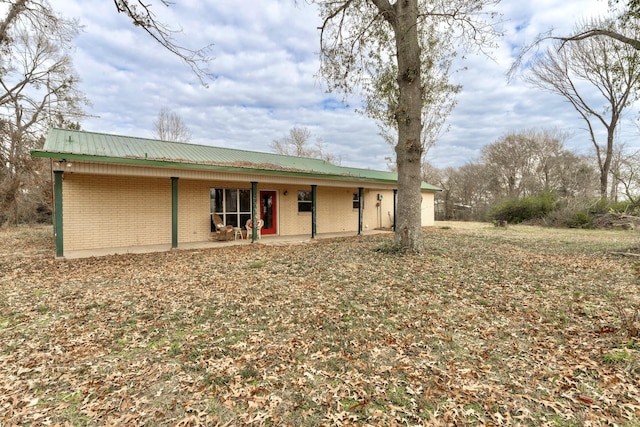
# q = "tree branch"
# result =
<box><xmin>318</xmin><ymin>0</ymin><xmax>354</xmax><ymax>49</ymax></box>
<box><xmin>112</xmin><ymin>0</ymin><xmax>214</xmax><ymax>85</ymax></box>
<box><xmin>558</xmin><ymin>28</ymin><xmax>640</xmax><ymax>51</ymax></box>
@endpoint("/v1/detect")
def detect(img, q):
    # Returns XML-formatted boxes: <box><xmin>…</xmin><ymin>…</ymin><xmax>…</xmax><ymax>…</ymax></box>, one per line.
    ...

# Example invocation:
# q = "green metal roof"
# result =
<box><xmin>32</xmin><ymin>128</ymin><xmax>441</xmax><ymax>191</ymax></box>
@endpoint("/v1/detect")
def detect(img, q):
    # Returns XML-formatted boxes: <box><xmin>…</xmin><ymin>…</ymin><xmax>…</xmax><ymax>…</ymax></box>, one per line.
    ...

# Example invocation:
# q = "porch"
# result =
<box><xmin>60</xmin><ymin>230</ymin><xmax>392</xmax><ymax>260</ymax></box>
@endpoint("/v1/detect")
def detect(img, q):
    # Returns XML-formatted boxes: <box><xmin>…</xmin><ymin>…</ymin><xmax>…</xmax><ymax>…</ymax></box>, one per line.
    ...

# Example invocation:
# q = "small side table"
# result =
<box><xmin>233</xmin><ymin>227</ymin><xmax>244</xmax><ymax>240</ymax></box>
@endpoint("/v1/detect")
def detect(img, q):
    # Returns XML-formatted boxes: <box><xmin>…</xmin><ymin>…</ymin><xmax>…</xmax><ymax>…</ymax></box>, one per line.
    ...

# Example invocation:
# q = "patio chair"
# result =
<box><xmin>211</xmin><ymin>214</ymin><xmax>234</xmax><ymax>241</ymax></box>
<box><xmin>245</xmin><ymin>218</ymin><xmax>264</xmax><ymax>239</ymax></box>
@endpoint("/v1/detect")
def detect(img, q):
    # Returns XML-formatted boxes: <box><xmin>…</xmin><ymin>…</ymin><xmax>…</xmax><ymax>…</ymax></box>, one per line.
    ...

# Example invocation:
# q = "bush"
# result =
<box><xmin>589</xmin><ymin>198</ymin><xmax>611</xmax><ymax>215</ymax></box>
<box><xmin>539</xmin><ymin>203</ymin><xmax>593</xmax><ymax>228</ymax></box>
<box><xmin>588</xmin><ymin>198</ymin><xmax>639</xmax><ymax>216</ymax></box>
<box><xmin>608</xmin><ymin>200</ymin><xmax>640</xmax><ymax>216</ymax></box>
<box><xmin>567</xmin><ymin>210</ymin><xmax>593</xmax><ymax>228</ymax></box>
<box><xmin>540</xmin><ymin>197</ymin><xmax>640</xmax><ymax>229</ymax></box>
<box><xmin>488</xmin><ymin>192</ymin><xmax>558</xmax><ymax>224</ymax></box>
<box><xmin>489</xmin><ymin>196</ymin><xmax>640</xmax><ymax>229</ymax></box>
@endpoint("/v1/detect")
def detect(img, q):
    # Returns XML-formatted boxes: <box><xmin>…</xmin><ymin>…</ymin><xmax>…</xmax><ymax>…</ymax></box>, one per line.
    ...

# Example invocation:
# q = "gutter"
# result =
<box><xmin>31</xmin><ymin>150</ymin><xmax>442</xmax><ymax>192</ymax></box>
<box><xmin>30</xmin><ymin>150</ymin><xmax>414</xmax><ymax>187</ymax></box>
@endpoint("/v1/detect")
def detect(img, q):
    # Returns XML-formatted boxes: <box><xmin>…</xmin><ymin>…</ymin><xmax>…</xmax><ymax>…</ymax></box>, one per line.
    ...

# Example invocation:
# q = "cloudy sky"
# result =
<box><xmin>51</xmin><ymin>0</ymin><xmax>633</xmax><ymax>171</ymax></box>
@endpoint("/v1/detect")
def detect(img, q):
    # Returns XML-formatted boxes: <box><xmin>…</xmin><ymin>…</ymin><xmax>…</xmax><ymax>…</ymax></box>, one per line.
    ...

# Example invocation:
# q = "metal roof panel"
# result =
<box><xmin>34</xmin><ymin>128</ymin><xmax>441</xmax><ymax>191</ymax></box>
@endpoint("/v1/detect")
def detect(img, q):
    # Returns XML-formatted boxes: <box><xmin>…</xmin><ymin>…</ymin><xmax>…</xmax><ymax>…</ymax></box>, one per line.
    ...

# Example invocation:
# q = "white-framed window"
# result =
<box><xmin>298</xmin><ymin>190</ymin><xmax>312</xmax><ymax>212</ymax></box>
<box><xmin>353</xmin><ymin>192</ymin><xmax>361</xmax><ymax>209</ymax></box>
<box><xmin>210</xmin><ymin>188</ymin><xmax>251</xmax><ymax>230</ymax></box>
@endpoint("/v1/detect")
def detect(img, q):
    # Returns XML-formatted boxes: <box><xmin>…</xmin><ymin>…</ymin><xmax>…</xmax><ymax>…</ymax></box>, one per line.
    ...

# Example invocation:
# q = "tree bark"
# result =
<box><xmin>380</xmin><ymin>0</ymin><xmax>424</xmax><ymax>252</ymax></box>
<box><xmin>601</xmin><ymin>127</ymin><xmax>615</xmax><ymax>199</ymax></box>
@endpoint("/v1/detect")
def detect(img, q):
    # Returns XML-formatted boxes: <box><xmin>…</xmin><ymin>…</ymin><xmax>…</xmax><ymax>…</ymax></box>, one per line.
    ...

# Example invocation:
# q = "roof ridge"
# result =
<box><xmin>52</xmin><ymin>128</ymin><xmax>333</xmax><ymax>164</ymax></box>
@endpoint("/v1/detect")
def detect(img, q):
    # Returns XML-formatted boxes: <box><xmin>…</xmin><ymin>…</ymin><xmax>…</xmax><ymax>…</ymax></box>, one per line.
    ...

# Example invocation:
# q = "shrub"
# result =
<box><xmin>488</xmin><ymin>192</ymin><xmax>558</xmax><ymax>224</ymax></box>
<box><xmin>589</xmin><ymin>197</ymin><xmax>611</xmax><ymax>215</ymax></box>
<box><xmin>588</xmin><ymin>198</ymin><xmax>639</xmax><ymax>216</ymax></box>
<box><xmin>567</xmin><ymin>210</ymin><xmax>593</xmax><ymax>228</ymax></box>
<box><xmin>609</xmin><ymin>200</ymin><xmax>640</xmax><ymax>216</ymax></box>
<box><xmin>547</xmin><ymin>198</ymin><xmax>640</xmax><ymax>229</ymax></box>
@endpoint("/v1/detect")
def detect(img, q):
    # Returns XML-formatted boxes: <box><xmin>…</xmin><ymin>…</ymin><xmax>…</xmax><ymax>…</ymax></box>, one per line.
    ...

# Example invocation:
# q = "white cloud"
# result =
<box><xmin>52</xmin><ymin>0</ymin><xmax>637</xmax><ymax>173</ymax></box>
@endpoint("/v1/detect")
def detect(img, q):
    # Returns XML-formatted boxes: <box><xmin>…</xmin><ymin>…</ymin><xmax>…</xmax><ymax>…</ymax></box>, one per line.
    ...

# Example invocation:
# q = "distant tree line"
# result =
<box><xmin>442</xmin><ymin>0</ymin><xmax>640</xmax><ymax>228</ymax></box>
<box><xmin>426</xmin><ymin>128</ymin><xmax>640</xmax><ymax>227</ymax></box>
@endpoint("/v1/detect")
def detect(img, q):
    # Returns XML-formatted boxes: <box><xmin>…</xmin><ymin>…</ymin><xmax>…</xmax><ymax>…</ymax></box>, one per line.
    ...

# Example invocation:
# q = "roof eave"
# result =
<box><xmin>31</xmin><ymin>150</ymin><xmax>404</xmax><ymax>186</ymax></box>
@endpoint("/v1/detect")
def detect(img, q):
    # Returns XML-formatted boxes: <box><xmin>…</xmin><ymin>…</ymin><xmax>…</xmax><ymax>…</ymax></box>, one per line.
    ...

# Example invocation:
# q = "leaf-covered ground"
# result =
<box><xmin>1</xmin><ymin>223</ymin><xmax>639</xmax><ymax>426</ymax></box>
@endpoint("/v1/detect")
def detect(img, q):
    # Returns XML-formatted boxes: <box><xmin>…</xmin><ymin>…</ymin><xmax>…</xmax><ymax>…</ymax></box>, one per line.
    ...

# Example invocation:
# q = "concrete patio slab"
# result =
<box><xmin>60</xmin><ymin>230</ymin><xmax>392</xmax><ymax>259</ymax></box>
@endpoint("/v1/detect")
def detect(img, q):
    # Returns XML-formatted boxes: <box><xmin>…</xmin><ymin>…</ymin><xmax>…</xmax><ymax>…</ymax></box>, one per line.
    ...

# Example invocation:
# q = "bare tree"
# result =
<box><xmin>481</xmin><ymin>132</ymin><xmax>537</xmax><ymax>199</ymax></box>
<box><xmin>612</xmin><ymin>148</ymin><xmax>640</xmax><ymax>206</ymax></box>
<box><xmin>431</xmin><ymin>163</ymin><xmax>493</xmax><ymax>220</ymax></box>
<box><xmin>271</xmin><ymin>127</ymin><xmax>313</xmax><ymax>157</ymax></box>
<box><xmin>551</xmin><ymin>151</ymin><xmax>598</xmax><ymax>201</ymax></box>
<box><xmin>454</xmin><ymin>163</ymin><xmax>494</xmax><ymax>220</ymax></box>
<box><xmin>608</xmin><ymin>143</ymin><xmax>626</xmax><ymax>201</ymax></box>
<box><xmin>432</xmin><ymin>166</ymin><xmax>455</xmax><ymax>220</ymax></box>
<box><xmin>153</xmin><ymin>107</ymin><xmax>192</xmax><ymax>142</ymax></box>
<box><xmin>314</xmin><ymin>0</ymin><xmax>500</xmax><ymax>252</ymax></box>
<box><xmin>0</xmin><ymin>5</ymin><xmax>86</xmax><ymax>225</ymax></box>
<box><xmin>271</xmin><ymin>126</ymin><xmax>339</xmax><ymax>164</ymax></box>
<box><xmin>526</xmin><ymin>32</ymin><xmax>640</xmax><ymax>199</ymax></box>
<box><xmin>481</xmin><ymin>129</ymin><xmax>578</xmax><ymax>199</ymax></box>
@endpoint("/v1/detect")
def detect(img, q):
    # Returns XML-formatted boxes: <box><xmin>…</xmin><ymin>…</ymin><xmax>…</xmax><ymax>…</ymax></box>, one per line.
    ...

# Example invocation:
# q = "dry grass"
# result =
<box><xmin>1</xmin><ymin>222</ymin><xmax>639</xmax><ymax>426</ymax></box>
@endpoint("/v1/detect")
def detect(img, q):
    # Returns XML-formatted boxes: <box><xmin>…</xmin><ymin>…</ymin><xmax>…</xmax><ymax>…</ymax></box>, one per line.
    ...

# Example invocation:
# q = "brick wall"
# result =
<box><xmin>62</xmin><ymin>173</ymin><xmax>436</xmax><ymax>252</ymax></box>
<box><xmin>177</xmin><ymin>179</ymin><xmax>212</xmax><ymax>243</ymax></box>
<box><xmin>63</xmin><ymin>174</ymin><xmax>171</xmax><ymax>251</ymax></box>
<box><xmin>316</xmin><ymin>187</ymin><xmax>359</xmax><ymax>233</ymax></box>
<box><xmin>278</xmin><ymin>187</ymin><xmax>400</xmax><ymax>234</ymax></box>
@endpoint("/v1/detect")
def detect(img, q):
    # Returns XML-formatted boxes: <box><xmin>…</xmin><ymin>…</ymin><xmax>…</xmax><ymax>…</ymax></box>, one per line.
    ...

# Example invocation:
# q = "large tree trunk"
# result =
<box><xmin>390</xmin><ymin>0</ymin><xmax>424</xmax><ymax>252</ymax></box>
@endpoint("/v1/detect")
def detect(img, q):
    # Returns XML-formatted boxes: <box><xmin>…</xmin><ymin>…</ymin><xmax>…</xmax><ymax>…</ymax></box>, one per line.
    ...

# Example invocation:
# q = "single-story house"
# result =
<box><xmin>31</xmin><ymin>128</ymin><xmax>441</xmax><ymax>258</ymax></box>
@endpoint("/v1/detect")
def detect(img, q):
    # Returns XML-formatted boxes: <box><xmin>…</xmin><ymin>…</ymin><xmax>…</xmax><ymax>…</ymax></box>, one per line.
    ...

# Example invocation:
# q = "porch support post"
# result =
<box><xmin>251</xmin><ymin>181</ymin><xmax>258</xmax><ymax>242</ymax></box>
<box><xmin>171</xmin><ymin>177</ymin><xmax>178</xmax><ymax>249</ymax></box>
<box><xmin>358</xmin><ymin>187</ymin><xmax>364</xmax><ymax>235</ymax></box>
<box><xmin>311</xmin><ymin>184</ymin><xmax>317</xmax><ymax>238</ymax></box>
<box><xmin>393</xmin><ymin>189</ymin><xmax>397</xmax><ymax>231</ymax></box>
<box><xmin>54</xmin><ymin>170</ymin><xmax>64</xmax><ymax>258</ymax></box>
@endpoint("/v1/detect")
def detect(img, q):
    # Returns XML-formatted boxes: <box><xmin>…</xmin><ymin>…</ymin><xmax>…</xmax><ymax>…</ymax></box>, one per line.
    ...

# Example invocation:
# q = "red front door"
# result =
<box><xmin>260</xmin><ymin>191</ymin><xmax>277</xmax><ymax>235</ymax></box>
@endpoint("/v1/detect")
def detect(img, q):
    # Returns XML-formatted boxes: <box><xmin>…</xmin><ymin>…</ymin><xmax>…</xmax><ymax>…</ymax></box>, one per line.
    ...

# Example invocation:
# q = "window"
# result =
<box><xmin>210</xmin><ymin>188</ymin><xmax>251</xmax><ymax>230</ymax></box>
<box><xmin>353</xmin><ymin>192</ymin><xmax>360</xmax><ymax>209</ymax></box>
<box><xmin>298</xmin><ymin>190</ymin><xmax>312</xmax><ymax>212</ymax></box>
